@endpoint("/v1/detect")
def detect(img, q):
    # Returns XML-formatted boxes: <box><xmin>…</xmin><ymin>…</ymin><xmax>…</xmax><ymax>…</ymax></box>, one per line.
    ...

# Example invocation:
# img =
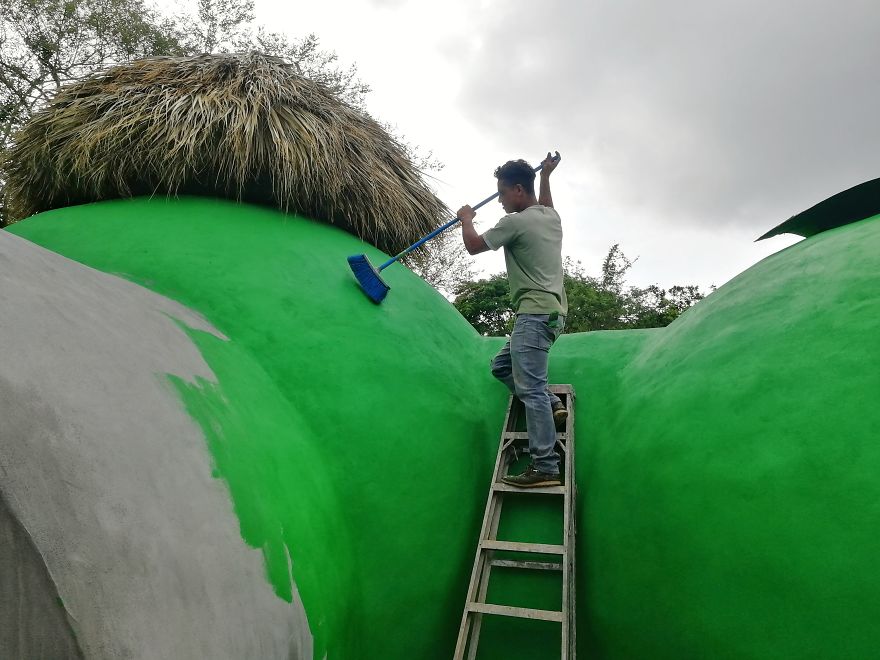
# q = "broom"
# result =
<box><xmin>348</xmin><ymin>157</ymin><xmax>556</xmax><ymax>303</ymax></box>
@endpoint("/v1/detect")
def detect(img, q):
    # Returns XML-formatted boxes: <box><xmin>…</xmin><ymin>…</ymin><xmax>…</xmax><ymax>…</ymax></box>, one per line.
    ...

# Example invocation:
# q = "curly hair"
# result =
<box><xmin>494</xmin><ymin>159</ymin><xmax>536</xmax><ymax>195</ymax></box>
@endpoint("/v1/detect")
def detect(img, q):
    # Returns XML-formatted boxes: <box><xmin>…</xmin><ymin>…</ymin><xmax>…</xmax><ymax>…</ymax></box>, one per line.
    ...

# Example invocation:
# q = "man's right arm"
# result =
<box><xmin>538</xmin><ymin>151</ymin><xmax>561</xmax><ymax>208</ymax></box>
<box><xmin>457</xmin><ymin>205</ymin><xmax>490</xmax><ymax>255</ymax></box>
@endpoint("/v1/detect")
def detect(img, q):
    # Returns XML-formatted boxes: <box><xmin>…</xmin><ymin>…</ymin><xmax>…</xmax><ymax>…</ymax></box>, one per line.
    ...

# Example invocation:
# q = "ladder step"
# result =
<box><xmin>490</xmin><ymin>558</ymin><xmax>562</xmax><ymax>571</ymax></box>
<box><xmin>503</xmin><ymin>432</ymin><xmax>567</xmax><ymax>440</ymax></box>
<box><xmin>492</xmin><ymin>482</ymin><xmax>566</xmax><ymax>495</ymax></box>
<box><xmin>468</xmin><ymin>602</ymin><xmax>564</xmax><ymax>623</ymax></box>
<box><xmin>481</xmin><ymin>539</ymin><xmax>565</xmax><ymax>555</ymax></box>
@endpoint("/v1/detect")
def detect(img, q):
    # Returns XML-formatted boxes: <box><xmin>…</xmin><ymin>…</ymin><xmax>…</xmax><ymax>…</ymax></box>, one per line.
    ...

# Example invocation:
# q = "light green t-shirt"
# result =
<box><xmin>482</xmin><ymin>205</ymin><xmax>568</xmax><ymax>315</ymax></box>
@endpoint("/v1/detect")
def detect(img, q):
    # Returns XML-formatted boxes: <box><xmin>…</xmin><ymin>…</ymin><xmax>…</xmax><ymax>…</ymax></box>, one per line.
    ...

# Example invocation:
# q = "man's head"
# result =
<box><xmin>494</xmin><ymin>159</ymin><xmax>537</xmax><ymax>213</ymax></box>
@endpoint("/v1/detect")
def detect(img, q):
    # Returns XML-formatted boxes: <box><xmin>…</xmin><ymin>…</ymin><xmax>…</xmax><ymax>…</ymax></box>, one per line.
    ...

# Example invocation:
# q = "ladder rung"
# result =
<box><xmin>490</xmin><ymin>559</ymin><xmax>562</xmax><ymax>571</ymax></box>
<box><xmin>492</xmin><ymin>482</ymin><xmax>565</xmax><ymax>495</ymax></box>
<box><xmin>481</xmin><ymin>539</ymin><xmax>565</xmax><ymax>555</ymax></box>
<box><xmin>468</xmin><ymin>602</ymin><xmax>563</xmax><ymax>623</ymax></box>
<box><xmin>503</xmin><ymin>432</ymin><xmax>567</xmax><ymax>440</ymax></box>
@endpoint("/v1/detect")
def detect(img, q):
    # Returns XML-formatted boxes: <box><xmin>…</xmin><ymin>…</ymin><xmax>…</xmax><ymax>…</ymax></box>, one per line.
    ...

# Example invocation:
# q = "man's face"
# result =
<box><xmin>497</xmin><ymin>181</ymin><xmax>522</xmax><ymax>214</ymax></box>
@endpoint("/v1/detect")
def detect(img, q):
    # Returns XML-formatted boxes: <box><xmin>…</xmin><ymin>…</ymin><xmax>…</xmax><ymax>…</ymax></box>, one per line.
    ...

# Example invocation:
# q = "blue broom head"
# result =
<box><xmin>348</xmin><ymin>254</ymin><xmax>390</xmax><ymax>303</ymax></box>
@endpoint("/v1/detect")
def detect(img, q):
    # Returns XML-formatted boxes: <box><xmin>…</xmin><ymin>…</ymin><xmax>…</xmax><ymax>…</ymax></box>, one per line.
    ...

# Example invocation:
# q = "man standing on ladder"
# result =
<box><xmin>457</xmin><ymin>151</ymin><xmax>568</xmax><ymax>488</ymax></box>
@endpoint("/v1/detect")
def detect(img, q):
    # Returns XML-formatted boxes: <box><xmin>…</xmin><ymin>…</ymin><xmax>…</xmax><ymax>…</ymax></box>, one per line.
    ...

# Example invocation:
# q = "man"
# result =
<box><xmin>457</xmin><ymin>152</ymin><xmax>568</xmax><ymax>488</ymax></box>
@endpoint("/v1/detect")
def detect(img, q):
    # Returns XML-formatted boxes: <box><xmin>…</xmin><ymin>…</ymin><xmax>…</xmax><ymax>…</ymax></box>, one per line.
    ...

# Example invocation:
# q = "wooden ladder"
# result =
<box><xmin>453</xmin><ymin>384</ymin><xmax>577</xmax><ymax>659</ymax></box>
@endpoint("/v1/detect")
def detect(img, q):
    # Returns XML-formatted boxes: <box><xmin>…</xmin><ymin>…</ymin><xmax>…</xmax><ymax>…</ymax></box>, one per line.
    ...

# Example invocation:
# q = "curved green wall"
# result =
<box><xmin>568</xmin><ymin>213</ymin><xmax>880</xmax><ymax>659</ymax></box>
<box><xmin>8</xmin><ymin>198</ymin><xmax>880</xmax><ymax>659</ymax></box>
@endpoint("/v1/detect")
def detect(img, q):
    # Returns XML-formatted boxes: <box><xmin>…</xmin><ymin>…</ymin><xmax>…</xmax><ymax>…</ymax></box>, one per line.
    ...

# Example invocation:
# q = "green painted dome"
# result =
<box><xmin>7</xmin><ymin>198</ymin><xmax>879</xmax><ymax>659</ymax></box>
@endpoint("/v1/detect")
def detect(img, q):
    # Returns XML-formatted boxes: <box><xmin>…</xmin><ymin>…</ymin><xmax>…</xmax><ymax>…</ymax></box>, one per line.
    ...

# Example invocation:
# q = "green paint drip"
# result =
<box><xmin>9</xmin><ymin>198</ymin><xmax>880</xmax><ymax>659</ymax></box>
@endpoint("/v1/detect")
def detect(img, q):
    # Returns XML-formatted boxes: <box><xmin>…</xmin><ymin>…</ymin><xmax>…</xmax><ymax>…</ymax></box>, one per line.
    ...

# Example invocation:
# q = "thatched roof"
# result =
<box><xmin>2</xmin><ymin>53</ymin><xmax>448</xmax><ymax>253</ymax></box>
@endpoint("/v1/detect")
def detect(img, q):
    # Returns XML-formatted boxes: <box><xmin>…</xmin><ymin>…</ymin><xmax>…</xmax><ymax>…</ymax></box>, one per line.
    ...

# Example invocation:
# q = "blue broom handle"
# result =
<box><xmin>378</xmin><ymin>191</ymin><xmax>499</xmax><ymax>270</ymax></box>
<box><xmin>378</xmin><ymin>157</ymin><xmax>557</xmax><ymax>272</ymax></box>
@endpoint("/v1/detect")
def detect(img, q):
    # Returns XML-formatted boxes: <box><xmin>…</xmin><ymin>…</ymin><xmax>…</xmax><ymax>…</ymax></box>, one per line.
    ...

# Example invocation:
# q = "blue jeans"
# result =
<box><xmin>491</xmin><ymin>313</ymin><xmax>565</xmax><ymax>474</ymax></box>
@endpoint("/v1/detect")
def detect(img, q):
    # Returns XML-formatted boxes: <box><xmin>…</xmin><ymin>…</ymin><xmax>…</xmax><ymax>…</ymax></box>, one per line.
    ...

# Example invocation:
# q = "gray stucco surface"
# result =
<box><xmin>0</xmin><ymin>230</ymin><xmax>312</xmax><ymax>659</ymax></box>
<box><xmin>0</xmin><ymin>491</ymin><xmax>84</xmax><ymax>659</ymax></box>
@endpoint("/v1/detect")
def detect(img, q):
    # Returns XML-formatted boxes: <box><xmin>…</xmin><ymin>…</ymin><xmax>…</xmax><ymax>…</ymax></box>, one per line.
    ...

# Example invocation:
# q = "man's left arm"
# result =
<box><xmin>538</xmin><ymin>151</ymin><xmax>561</xmax><ymax>208</ymax></box>
<box><xmin>457</xmin><ymin>205</ymin><xmax>490</xmax><ymax>255</ymax></box>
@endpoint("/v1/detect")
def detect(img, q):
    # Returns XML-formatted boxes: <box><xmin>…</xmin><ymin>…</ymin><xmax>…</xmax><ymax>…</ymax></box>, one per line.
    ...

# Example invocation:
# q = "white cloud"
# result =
<box><xmin>456</xmin><ymin>0</ymin><xmax>880</xmax><ymax>233</ymax></box>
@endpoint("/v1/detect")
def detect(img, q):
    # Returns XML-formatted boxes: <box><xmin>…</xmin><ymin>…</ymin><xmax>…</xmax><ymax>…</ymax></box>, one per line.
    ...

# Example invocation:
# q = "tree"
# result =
<box><xmin>561</xmin><ymin>255</ymin><xmax>631</xmax><ymax>332</ymax></box>
<box><xmin>170</xmin><ymin>0</ymin><xmax>371</xmax><ymax>109</ymax></box>
<box><xmin>174</xmin><ymin>0</ymin><xmax>254</xmax><ymax>55</ymax></box>
<box><xmin>452</xmin><ymin>273</ymin><xmax>514</xmax><ymax>336</ymax></box>
<box><xmin>622</xmin><ymin>283</ymin><xmax>705</xmax><ymax>329</ymax></box>
<box><xmin>0</xmin><ymin>0</ymin><xmax>186</xmax><ymax>224</ymax></box>
<box><xmin>0</xmin><ymin>0</ymin><xmax>371</xmax><ymax>144</ymax></box>
<box><xmin>0</xmin><ymin>0</ymin><xmax>183</xmax><ymax>140</ymax></box>
<box><xmin>453</xmin><ymin>245</ymin><xmax>706</xmax><ymax>336</ymax></box>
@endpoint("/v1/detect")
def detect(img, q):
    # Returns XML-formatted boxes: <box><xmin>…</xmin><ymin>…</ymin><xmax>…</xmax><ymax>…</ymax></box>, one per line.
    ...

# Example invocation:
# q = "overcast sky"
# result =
<box><xmin>256</xmin><ymin>0</ymin><xmax>880</xmax><ymax>289</ymax></box>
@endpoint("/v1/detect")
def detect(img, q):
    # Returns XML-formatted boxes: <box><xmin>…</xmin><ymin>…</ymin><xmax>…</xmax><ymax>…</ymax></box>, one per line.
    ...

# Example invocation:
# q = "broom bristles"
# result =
<box><xmin>347</xmin><ymin>254</ymin><xmax>390</xmax><ymax>303</ymax></box>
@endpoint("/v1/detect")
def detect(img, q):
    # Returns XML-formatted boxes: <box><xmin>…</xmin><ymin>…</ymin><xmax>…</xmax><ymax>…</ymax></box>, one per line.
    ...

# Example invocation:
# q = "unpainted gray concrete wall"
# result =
<box><xmin>0</xmin><ymin>491</ymin><xmax>83</xmax><ymax>659</ymax></box>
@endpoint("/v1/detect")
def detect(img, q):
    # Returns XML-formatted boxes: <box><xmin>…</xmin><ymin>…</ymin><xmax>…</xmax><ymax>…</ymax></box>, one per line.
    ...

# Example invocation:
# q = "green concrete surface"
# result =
<box><xmin>8</xmin><ymin>198</ymin><xmax>879</xmax><ymax>659</ymax></box>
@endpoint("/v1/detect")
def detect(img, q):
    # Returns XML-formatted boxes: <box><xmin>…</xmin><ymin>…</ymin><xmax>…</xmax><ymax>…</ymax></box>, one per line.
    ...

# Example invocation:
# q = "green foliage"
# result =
<box><xmin>0</xmin><ymin>0</ymin><xmax>185</xmax><ymax>224</ymax></box>
<box><xmin>0</xmin><ymin>0</ymin><xmax>184</xmax><ymax>136</ymax></box>
<box><xmin>452</xmin><ymin>273</ymin><xmax>514</xmax><ymax>336</ymax></box>
<box><xmin>453</xmin><ymin>244</ymin><xmax>706</xmax><ymax>336</ymax></box>
<box><xmin>170</xmin><ymin>2</ymin><xmax>371</xmax><ymax>109</ymax></box>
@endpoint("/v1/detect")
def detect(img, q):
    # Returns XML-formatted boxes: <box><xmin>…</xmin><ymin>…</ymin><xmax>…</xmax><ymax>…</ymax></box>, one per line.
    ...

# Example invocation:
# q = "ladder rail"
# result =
<box><xmin>561</xmin><ymin>387</ymin><xmax>576</xmax><ymax>659</ymax></box>
<box><xmin>464</xmin><ymin>404</ymin><xmax>530</xmax><ymax>658</ymax></box>
<box><xmin>567</xmin><ymin>389</ymin><xmax>578</xmax><ymax>659</ymax></box>
<box><xmin>466</xmin><ymin>486</ymin><xmax>507</xmax><ymax>660</ymax></box>
<box><xmin>453</xmin><ymin>394</ymin><xmax>520</xmax><ymax>659</ymax></box>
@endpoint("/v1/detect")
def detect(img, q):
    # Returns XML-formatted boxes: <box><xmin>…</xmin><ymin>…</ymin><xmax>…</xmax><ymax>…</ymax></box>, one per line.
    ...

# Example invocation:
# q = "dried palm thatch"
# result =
<box><xmin>2</xmin><ymin>53</ymin><xmax>448</xmax><ymax>253</ymax></box>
